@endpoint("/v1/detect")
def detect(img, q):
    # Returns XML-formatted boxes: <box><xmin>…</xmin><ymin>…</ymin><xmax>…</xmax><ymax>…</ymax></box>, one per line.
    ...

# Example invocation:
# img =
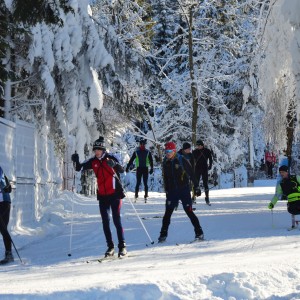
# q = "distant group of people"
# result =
<box><xmin>71</xmin><ymin>137</ymin><xmax>213</xmax><ymax>257</ymax></box>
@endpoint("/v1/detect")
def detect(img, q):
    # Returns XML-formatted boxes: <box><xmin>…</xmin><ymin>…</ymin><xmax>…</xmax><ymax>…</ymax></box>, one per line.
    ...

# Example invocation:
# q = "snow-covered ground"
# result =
<box><xmin>1</xmin><ymin>181</ymin><xmax>300</xmax><ymax>300</ymax></box>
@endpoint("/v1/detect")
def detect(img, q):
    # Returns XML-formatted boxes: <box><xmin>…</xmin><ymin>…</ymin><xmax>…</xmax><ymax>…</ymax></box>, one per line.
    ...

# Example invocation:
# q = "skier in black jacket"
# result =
<box><xmin>158</xmin><ymin>142</ymin><xmax>204</xmax><ymax>243</ymax></box>
<box><xmin>178</xmin><ymin>142</ymin><xmax>196</xmax><ymax>203</ymax></box>
<box><xmin>193</xmin><ymin>140</ymin><xmax>213</xmax><ymax>205</ymax></box>
<box><xmin>0</xmin><ymin>166</ymin><xmax>13</xmax><ymax>264</ymax></box>
<box><xmin>126</xmin><ymin>139</ymin><xmax>153</xmax><ymax>202</ymax></box>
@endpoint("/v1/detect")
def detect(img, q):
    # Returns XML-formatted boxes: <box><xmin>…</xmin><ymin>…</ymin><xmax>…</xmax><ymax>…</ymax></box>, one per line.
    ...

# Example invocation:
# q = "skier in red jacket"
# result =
<box><xmin>71</xmin><ymin>136</ymin><xmax>127</xmax><ymax>258</ymax></box>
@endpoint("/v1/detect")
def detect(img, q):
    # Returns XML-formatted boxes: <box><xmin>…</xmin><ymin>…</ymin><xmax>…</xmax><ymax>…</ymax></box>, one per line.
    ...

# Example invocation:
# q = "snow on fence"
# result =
<box><xmin>0</xmin><ymin>117</ymin><xmax>62</xmax><ymax>230</ymax></box>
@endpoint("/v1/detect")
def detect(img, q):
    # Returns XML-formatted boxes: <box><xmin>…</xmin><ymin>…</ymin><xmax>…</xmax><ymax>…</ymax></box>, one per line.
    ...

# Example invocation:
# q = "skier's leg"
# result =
<box><xmin>135</xmin><ymin>168</ymin><xmax>142</xmax><ymax>198</ymax></box>
<box><xmin>202</xmin><ymin>170</ymin><xmax>210</xmax><ymax>203</ymax></box>
<box><xmin>159</xmin><ymin>192</ymin><xmax>178</xmax><ymax>240</ymax></box>
<box><xmin>143</xmin><ymin>169</ymin><xmax>149</xmax><ymax>198</ymax></box>
<box><xmin>99</xmin><ymin>199</ymin><xmax>114</xmax><ymax>248</ymax></box>
<box><xmin>0</xmin><ymin>202</ymin><xmax>11</xmax><ymax>252</ymax></box>
<box><xmin>181</xmin><ymin>186</ymin><xmax>203</xmax><ymax>237</ymax></box>
<box><xmin>111</xmin><ymin>198</ymin><xmax>126</xmax><ymax>249</ymax></box>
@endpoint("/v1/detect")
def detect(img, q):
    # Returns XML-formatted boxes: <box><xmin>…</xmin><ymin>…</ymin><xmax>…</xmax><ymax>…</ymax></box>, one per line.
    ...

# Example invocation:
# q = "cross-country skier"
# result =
<box><xmin>158</xmin><ymin>142</ymin><xmax>204</xmax><ymax>243</ymax></box>
<box><xmin>71</xmin><ymin>136</ymin><xmax>127</xmax><ymax>258</ymax></box>
<box><xmin>126</xmin><ymin>139</ymin><xmax>153</xmax><ymax>202</ymax></box>
<box><xmin>178</xmin><ymin>142</ymin><xmax>196</xmax><ymax>203</ymax></box>
<box><xmin>0</xmin><ymin>166</ymin><xmax>13</xmax><ymax>264</ymax></box>
<box><xmin>192</xmin><ymin>140</ymin><xmax>213</xmax><ymax>205</ymax></box>
<box><xmin>268</xmin><ymin>165</ymin><xmax>300</xmax><ymax>229</ymax></box>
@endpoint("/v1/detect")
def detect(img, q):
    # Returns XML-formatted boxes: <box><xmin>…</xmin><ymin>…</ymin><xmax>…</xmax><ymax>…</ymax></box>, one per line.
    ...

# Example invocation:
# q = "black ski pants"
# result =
<box><xmin>0</xmin><ymin>202</ymin><xmax>11</xmax><ymax>252</ymax></box>
<box><xmin>195</xmin><ymin>167</ymin><xmax>209</xmax><ymax>198</ymax></box>
<box><xmin>99</xmin><ymin>198</ymin><xmax>125</xmax><ymax>250</ymax></box>
<box><xmin>135</xmin><ymin>167</ymin><xmax>149</xmax><ymax>197</ymax></box>
<box><xmin>160</xmin><ymin>186</ymin><xmax>203</xmax><ymax>236</ymax></box>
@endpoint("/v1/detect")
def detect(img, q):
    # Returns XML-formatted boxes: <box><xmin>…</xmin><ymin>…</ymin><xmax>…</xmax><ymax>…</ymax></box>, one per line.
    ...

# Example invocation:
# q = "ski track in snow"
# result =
<box><xmin>0</xmin><ymin>186</ymin><xmax>300</xmax><ymax>299</ymax></box>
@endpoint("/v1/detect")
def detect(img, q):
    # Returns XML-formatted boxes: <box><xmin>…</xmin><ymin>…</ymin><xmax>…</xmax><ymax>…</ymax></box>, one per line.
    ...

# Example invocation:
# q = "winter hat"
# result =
<box><xmin>165</xmin><ymin>142</ymin><xmax>176</xmax><ymax>151</ymax></box>
<box><xmin>279</xmin><ymin>165</ymin><xmax>288</xmax><ymax>172</ymax></box>
<box><xmin>196</xmin><ymin>140</ymin><xmax>204</xmax><ymax>146</ymax></box>
<box><xmin>93</xmin><ymin>136</ymin><xmax>106</xmax><ymax>151</ymax></box>
<box><xmin>182</xmin><ymin>142</ymin><xmax>191</xmax><ymax>150</ymax></box>
<box><xmin>139</xmin><ymin>139</ymin><xmax>147</xmax><ymax>145</ymax></box>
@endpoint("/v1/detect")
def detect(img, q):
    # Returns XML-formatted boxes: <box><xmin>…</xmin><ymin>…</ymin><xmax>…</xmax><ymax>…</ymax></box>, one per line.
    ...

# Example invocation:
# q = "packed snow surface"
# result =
<box><xmin>1</xmin><ymin>181</ymin><xmax>300</xmax><ymax>299</ymax></box>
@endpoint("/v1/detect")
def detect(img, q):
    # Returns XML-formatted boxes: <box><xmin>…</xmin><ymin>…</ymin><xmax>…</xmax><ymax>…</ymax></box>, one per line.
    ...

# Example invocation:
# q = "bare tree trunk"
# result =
<box><xmin>188</xmin><ymin>5</ymin><xmax>198</xmax><ymax>146</ymax></box>
<box><xmin>286</xmin><ymin>98</ymin><xmax>296</xmax><ymax>169</ymax></box>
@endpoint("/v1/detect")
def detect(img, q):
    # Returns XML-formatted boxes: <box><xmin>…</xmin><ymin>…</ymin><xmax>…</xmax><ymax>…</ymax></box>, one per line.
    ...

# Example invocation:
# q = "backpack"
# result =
<box><xmin>3</xmin><ymin>175</ymin><xmax>12</xmax><ymax>193</ymax></box>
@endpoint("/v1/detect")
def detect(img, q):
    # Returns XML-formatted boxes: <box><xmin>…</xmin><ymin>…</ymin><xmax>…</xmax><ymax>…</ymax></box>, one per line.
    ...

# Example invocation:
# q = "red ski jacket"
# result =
<box><xmin>76</xmin><ymin>152</ymin><xmax>125</xmax><ymax>200</ymax></box>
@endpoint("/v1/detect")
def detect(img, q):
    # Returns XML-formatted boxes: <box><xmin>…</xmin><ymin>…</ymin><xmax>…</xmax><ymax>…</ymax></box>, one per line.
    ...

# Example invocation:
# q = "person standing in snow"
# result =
<box><xmin>178</xmin><ymin>142</ymin><xmax>196</xmax><ymax>202</ymax></box>
<box><xmin>0</xmin><ymin>166</ymin><xmax>13</xmax><ymax>264</ymax></box>
<box><xmin>126</xmin><ymin>139</ymin><xmax>153</xmax><ymax>202</ymax></box>
<box><xmin>268</xmin><ymin>165</ymin><xmax>300</xmax><ymax>229</ymax></box>
<box><xmin>158</xmin><ymin>142</ymin><xmax>204</xmax><ymax>243</ymax></box>
<box><xmin>71</xmin><ymin>136</ymin><xmax>127</xmax><ymax>258</ymax></box>
<box><xmin>192</xmin><ymin>140</ymin><xmax>213</xmax><ymax>205</ymax></box>
<box><xmin>265</xmin><ymin>149</ymin><xmax>276</xmax><ymax>179</ymax></box>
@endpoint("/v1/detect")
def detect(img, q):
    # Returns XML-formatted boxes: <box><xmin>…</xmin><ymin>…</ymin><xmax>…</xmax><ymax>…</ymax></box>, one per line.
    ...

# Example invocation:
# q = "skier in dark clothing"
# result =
<box><xmin>178</xmin><ymin>142</ymin><xmax>195</xmax><ymax>167</ymax></box>
<box><xmin>126</xmin><ymin>139</ymin><xmax>153</xmax><ymax>202</ymax></box>
<box><xmin>71</xmin><ymin>136</ymin><xmax>127</xmax><ymax>258</ymax></box>
<box><xmin>178</xmin><ymin>142</ymin><xmax>196</xmax><ymax>203</ymax></box>
<box><xmin>268</xmin><ymin>165</ymin><xmax>300</xmax><ymax>230</ymax></box>
<box><xmin>0</xmin><ymin>166</ymin><xmax>13</xmax><ymax>264</ymax></box>
<box><xmin>193</xmin><ymin>140</ymin><xmax>213</xmax><ymax>205</ymax></box>
<box><xmin>158</xmin><ymin>142</ymin><xmax>204</xmax><ymax>243</ymax></box>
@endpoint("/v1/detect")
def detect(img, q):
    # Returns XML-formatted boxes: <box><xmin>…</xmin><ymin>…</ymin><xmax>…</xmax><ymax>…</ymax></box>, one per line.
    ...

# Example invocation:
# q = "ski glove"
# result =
<box><xmin>71</xmin><ymin>152</ymin><xmax>79</xmax><ymax>164</ymax></box>
<box><xmin>268</xmin><ymin>202</ymin><xmax>274</xmax><ymax>209</ymax></box>
<box><xmin>208</xmin><ymin>165</ymin><xmax>212</xmax><ymax>170</ymax></box>
<box><xmin>106</xmin><ymin>159</ymin><xmax>116</xmax><ymax>168</ymax></box>
<box><xmin>195</xmin><ymin>187</ymin><xmax>201</xmax><ymax>197</ymax></box>
<box><xmin>149</xmin><ymin>168</ymin><xmax>153</xmax><ymax>175</ymax></box>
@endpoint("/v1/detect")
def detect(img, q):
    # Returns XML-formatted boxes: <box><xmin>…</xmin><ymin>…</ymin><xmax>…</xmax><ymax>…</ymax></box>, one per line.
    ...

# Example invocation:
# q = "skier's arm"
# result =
<box><xmin>71</xmin><ymin>152</ymin><xmax>92</xmax><ymax>172</ymax></box>
<box><xmin>107</xmin><ymin>155</ymin><xmax>124</xmax><ymax>173</ymax></box>
<box><xmin>207</xmin><ymin>149</ymin><xmax>213</xmax><ymax>169</ymax></box>
<box><xmin>268</xmin><ymin>183</ymin><xmax>283</xmax><ymax>209</ymax></box>
<box><xmin>183</xmin><ymin>158</ymin><xmax>197</xmax><ymax>188</ymax></box>
<box><xmin>148</xmin><ymin>151</ymin><xmax>154</xmax><ymax>169</ymax></box>
<box><xmin>126</xmin><ymin>152</ymin><xmax>136</xmax><ymax>172</ymax></box>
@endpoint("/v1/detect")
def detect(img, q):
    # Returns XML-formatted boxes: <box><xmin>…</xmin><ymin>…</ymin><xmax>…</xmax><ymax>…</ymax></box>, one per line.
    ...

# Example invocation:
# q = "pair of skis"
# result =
<box><xmin>86</xmin><ymin>254</ymin><xmax>133</xmax><ymax>264</ymax></box>
<box><xmin>134</xmin><ymin>197</ymin><xmax>148</xmax><ymax>203</ymax></box>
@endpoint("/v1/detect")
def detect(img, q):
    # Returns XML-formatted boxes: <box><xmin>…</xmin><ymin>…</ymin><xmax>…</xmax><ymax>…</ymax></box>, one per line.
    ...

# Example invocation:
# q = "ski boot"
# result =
<box><xmin>205</xmin><ymin>197</ymin><xmax>211</xmax><ymax>206</ymax></box>
<box><xmin>194</xmin><ymin>233</ymin><xmax>204</xmax><ymax>241</ymax></box>
<box><xmin>134</xmin><ymin>193</ymin><xmax>138</xmax><ymax>203</ymax></box>
<box><xmin>118</xmin><ymin>246</ymin><xmax>127</xmax><ymax>258</ymax></box>
<box><xmin>0</xmin><ymin>251</ymin><xmax>14</xmax><ymax>264</ymax></box>
<box><xmin>158</xmin><ymin>229</ymin><xmax>168</xmax><ymax>243</ymax></box>
<box><xmin>105</xmin><ymin>246</ymin><xmax>115</xmax><ymax>257</ymax></box>
<box><xmin>144</xmin><ymin>194</ymin><xmax>148</xmax><ymax>203</ymax></box>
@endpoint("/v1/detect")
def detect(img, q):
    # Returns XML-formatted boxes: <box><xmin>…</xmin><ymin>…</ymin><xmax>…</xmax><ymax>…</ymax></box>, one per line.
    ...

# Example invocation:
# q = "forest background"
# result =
<box><xmin>1</xmin><ymin>0</ymin><xmax>300</xmax><ymax>194</ymax></box>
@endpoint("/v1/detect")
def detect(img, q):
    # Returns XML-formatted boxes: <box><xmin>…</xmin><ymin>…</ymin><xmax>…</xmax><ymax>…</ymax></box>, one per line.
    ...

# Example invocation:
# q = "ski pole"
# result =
<box><xmin>68</xmin><ymin>166</ymin><xmax>76</xmax><ymax>257</ymax></box>
<box><xmin>271</xmin><ymin>209</ymin><xmax>274</xmax><ymax>228</ymax></box>
<box><xmin>127</xmin><ymin>194</ymin><xmax>155</xmax><ymax>246</ymax></box>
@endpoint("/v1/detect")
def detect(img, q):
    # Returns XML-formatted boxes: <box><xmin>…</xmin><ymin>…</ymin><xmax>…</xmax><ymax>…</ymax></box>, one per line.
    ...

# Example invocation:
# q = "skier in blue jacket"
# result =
<box><xmin>0</xmin><ymin>166</ymin><xmax>13</xmax><ymax>264</ymax></box>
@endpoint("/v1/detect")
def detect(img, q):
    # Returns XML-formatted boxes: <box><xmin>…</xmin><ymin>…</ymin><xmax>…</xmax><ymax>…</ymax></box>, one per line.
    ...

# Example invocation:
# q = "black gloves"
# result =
<box><xmin>195</xmin><ymin>187</ymin><xmax>201</xmax><ymax>197</ymax></box>
<box><xmin>107</xmin><ymin>159</ymin><xmax>116</xmax><ymax>168</ymax></box>
<box><xmin>149</xmin><ymin>168</ymin><xmax>153</xmax><ymax>175</ymax></box>
<box><xmin>71</xmin><ymin>152</ymin><xmax>79</xmax><ymax>164</ymax></box>
<box><xmin>208</xmin><ymin>165</ymin><xmax>212</xmax><ymax>170</ymax></box>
